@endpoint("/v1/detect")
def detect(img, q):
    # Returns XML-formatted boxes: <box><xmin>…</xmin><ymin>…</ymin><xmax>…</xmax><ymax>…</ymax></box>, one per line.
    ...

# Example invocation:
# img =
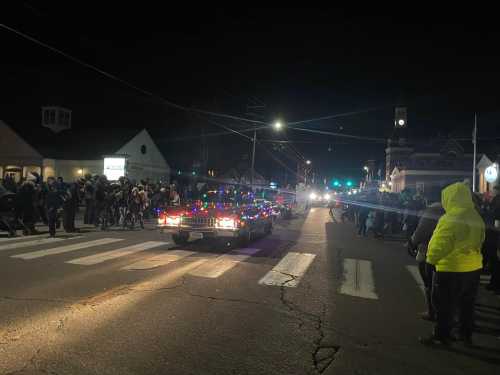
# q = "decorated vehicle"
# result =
<box><xmin>157</xmin><ymin>190</ymin><xmax>273</xmax><ymax>246</ymax></box>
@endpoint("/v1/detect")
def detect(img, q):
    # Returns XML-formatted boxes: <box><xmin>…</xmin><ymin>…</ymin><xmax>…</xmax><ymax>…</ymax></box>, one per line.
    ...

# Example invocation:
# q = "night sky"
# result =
<box><xmin>2</xmin><ymin>4</ymin><xmax>500</xmax><ymax>184</ymax></box>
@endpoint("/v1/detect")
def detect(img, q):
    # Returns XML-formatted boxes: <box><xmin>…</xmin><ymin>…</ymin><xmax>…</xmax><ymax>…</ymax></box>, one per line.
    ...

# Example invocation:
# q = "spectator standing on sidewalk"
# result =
<box><xmin>409</xmin><ymin>200</ymin><xmax>444</xmax><ymax>321</ymax></box>
<box><xmin>63</xmin><ymin>180</ymin><xmax>80</xmax><ymax>233</ymax></box>
<box><xmin>16</xmin><ymin>173</ymin><xmax>38</xmax><ymax>235</ymax></box>
<box><xmin>421</xmin><ymin>183</ymin><xmax>485</xmax><ymax>347</ymax></box>
<box><xmin>483</xmin><ymin>192</ymin><xmax>500</xmax><ymax>294</ymax></box>
<box><xmin>83</xmin><ymin>175</ymin><xmax>95</xmax><ymax>225</ymax></box>
<box><xmin>45</xmin><ymin>177</ymin><xmax>64</xmax><ymax>238</ymax></box>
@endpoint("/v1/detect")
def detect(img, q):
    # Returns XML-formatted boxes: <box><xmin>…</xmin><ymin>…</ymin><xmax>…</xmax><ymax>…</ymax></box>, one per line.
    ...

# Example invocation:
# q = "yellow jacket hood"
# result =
<box><xmin>426</xmin><ymin>183</ymin><xmax>484</xmax><ymax>272</ymax></box>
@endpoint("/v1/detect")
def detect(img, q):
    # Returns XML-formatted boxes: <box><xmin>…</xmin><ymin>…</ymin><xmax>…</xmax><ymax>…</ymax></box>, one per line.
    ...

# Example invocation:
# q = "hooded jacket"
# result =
<box><xmin>427</xmin><ymin>183</ymin><xmax>485</xmax><ymax>272</ymax></box>
<box><xmin>411</xmin><ymin>202</ymin><xmax>445</xmax><ymax>262</ymax></box>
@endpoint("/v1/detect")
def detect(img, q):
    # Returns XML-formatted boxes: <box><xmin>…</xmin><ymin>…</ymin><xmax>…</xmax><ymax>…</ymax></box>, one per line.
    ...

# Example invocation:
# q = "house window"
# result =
<box><xmin>141</xmin><ymin>145</ymin><xmax>147</xmax><ymax>154</ymax></box>
<box><xmin>43</xmin><ymin>109</ymin><xmax>56</xmax><ymax>125</ymax></box>
<box><xmin>49</xmin><ymin>109</ymin><xmax>56</xmax><ymax>124</ymax></box>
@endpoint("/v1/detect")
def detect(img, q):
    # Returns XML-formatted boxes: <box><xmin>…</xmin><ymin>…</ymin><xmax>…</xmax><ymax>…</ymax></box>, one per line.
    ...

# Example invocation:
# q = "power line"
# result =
<box><xmin>288</xmin><ymin>107</ymin><xmax>385</xmax><ymax>126</ymax></box>
<box><xmin>291</xmin><ymin>127</ymin><xmax>386</xmax><ymax>143</ymax></box>
<box><xmin>0</xmin><ymin>23</ymin><xmax>266</xmax><ymax>125</ymax></box>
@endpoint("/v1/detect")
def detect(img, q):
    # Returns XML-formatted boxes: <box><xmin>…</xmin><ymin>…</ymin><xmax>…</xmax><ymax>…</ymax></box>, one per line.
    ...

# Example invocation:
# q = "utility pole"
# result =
<box><xmin>472</xmin><ymin>113</ymin><xmax>477</xmax><ymax>192</ymax></box>
<box><xmin>246</xmin><ymin>100</ymin><xmax>266</xmax><ymax>190</ymax></box>
<box><xmin>251</xmin><ymin>129</ymin><xmax>257</xmax><ymax>189</ymax></box>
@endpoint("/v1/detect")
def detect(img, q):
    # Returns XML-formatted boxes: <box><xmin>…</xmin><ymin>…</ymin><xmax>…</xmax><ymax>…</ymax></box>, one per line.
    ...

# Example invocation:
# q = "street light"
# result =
<box><xmin>363</xmin><ymin>166</ymin><xmax>369</xmax><ymax>172</ymax></box>
<box><xmin>306</xmin><ymin>160</ymin><xmax>311</xmax><ymax>165</ymax></box>
<box><xmin>273</xmin><ymin>121</ymin><xmax>283</xmax><ymax>131</ymax></box>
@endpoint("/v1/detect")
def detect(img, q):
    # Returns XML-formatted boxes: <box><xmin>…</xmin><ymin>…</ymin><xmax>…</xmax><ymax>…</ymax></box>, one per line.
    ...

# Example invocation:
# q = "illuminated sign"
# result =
<box><xmin>103</xmin><ymin>157</ymin><xmax>126</xmax><ymax>181</ymax></box>
<box><xmin>484</xmin><ymin>164</ymin><xmax>498</xmax><ymax>184</ymax></box>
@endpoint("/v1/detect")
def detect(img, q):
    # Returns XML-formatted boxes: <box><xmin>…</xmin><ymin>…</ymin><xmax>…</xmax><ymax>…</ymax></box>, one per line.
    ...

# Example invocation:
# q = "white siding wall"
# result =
<box><xmin>115</xmin><ymin>129</ymin><xmax>170</xmax><ymax>183</ymax></box>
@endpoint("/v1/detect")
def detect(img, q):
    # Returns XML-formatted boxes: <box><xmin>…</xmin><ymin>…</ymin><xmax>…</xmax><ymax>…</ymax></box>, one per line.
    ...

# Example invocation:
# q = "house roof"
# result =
<box><xmin>9</xmin><ymin>125</ymin><xmax>143</xmax><ymax>160</ymax></box>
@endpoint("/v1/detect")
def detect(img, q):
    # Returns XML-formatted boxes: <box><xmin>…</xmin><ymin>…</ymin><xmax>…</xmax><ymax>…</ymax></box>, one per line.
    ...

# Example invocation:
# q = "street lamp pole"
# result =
<box><xmin>251</xmin><ymin>129</ymin><xmax>257</xmax><ymax>190</ymax></box>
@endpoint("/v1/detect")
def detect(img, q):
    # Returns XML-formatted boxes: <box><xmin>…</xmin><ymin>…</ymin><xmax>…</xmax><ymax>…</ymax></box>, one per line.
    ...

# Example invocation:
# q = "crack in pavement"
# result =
<box><xmin>184</xmin><ymin>291</ymin><xmax>269</xmax><ymax>306</ymax></box>
<box><xmin>277</xmin><ymin>277</ymin><xmax>340</xmax><ymax>374</ymax></box>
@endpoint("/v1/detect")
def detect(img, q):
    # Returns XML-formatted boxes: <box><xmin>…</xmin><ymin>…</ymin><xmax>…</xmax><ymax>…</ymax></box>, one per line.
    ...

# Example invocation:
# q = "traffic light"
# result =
<box><xmin>346</xmin><ymin>180</ymin><xmax>353</xmax><ymax>187</ymax></box>
<box><xmin>333</xmin><ymin>180</ymin><xmax>340</xmax><ymax>187</ymax></box>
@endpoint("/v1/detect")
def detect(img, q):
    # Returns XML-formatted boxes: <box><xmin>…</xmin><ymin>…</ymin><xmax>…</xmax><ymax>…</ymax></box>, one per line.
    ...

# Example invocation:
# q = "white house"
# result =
<box><xmin>0</xmin><ymin>119</ymin><xmax>170</xmax><ymax>183</ymax></box>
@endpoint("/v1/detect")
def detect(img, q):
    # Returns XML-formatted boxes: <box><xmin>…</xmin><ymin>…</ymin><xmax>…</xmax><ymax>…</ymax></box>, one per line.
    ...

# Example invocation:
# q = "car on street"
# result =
<box><xmin>157</xmin><ymin>198</ymin><xmax>273</xmax><ymax>246</ymax></box>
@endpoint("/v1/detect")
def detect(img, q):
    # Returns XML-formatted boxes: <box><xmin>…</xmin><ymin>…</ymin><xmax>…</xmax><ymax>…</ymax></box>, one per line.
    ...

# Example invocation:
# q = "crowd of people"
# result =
<box><xmin>0</xmin><ymin>173</ymin><xmax>286</xmax><ymax>237</ymax></box>
<box><xmin>0</xmin><ymin>173</ymin><xmax>186</xmax><ymax>236</ymax></box>
<box><xmin>340</xmin><ymin>183</ymin><xmax>500</xmax><ymax>347</ymax></box>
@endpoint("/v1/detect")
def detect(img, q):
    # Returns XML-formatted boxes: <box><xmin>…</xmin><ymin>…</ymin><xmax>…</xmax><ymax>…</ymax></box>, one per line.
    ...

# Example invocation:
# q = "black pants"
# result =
<box><xmin>358</xmin><ymin>216</ymin><xmax>367</xmax><ymax>236</ymax></box>
<box><xmin>418</xmin><ymin>262</ymin><xmax>436</xmax><ymax>316</ymax></box>
<box><xmin>484</xmin><ymin>229</ymin><xmax>500</xmax><ymax>290</ymax></box>
<box><xmin>432</xmin><ymin>270</ymin><xmax>480</xmax><ymax>340</ymax></box>
<box><xmin>47</xmin><ymin>208</ymin><xmax>58</xmax><ymax>237</ymax></box>
<box><xmin>63</xmin><ymin>201</ymin><xmax>76</xmax><ymax>232</ymax></box>
<box><xmin>84</xmin><ymin>199</ymin><xmax>94</xmax><ymax>224</ymax></box>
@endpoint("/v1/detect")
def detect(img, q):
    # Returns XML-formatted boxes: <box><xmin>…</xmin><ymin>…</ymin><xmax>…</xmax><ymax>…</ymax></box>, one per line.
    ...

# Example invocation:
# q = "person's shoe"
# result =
<box><xmin>419</xmin><ymin>335</ymin><xmax>451</xmax><ymax>347</ymax></box>
<box><xmin>420</xmin><ymin>312</ymin><xmax>436</xmax><ymax>322</ymax></box>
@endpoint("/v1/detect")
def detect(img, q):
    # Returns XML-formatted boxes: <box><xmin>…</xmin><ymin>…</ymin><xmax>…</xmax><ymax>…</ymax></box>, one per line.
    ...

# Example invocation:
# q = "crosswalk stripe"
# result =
<box><xmin>259</xmin><ymin>252</ymin><xmax>316</xmax><ymax>287</ymax></box>
<box><xmin>123</xmin><ymin>249</ymin><xmax>196</xmax><ymax>270</ymax></box>
<box><xmin>406</xmin><ymin>265</ymin><xmax>426</xmax><ymax>297</ymax></box>
<box><xmin>188</xmin><ymin>248</ymin><xmax>262</xmax><ymax>278</ymax></box>
<box><xmin>0</xmin><ymin>233</ymin><xmax>48</xmax><ymax>243</ymax></box>
<box><xmin>66</xmin><ymin>241</ymin><xmax>169</xmax><ymax>265</ymax></box>
<box><xmin>11</xmin><ymin>238</ymin><xmax>123</xmax><ymax>260</ymax></box>
<box><xmin>339</xmin><ymin>258</ymin><xmax>378</xmax><ymax>300</ymax></box>
<box><xmin>0</xmin><ymin>236</ymin><xmax>81</xmax><ymax>252</ymax></box>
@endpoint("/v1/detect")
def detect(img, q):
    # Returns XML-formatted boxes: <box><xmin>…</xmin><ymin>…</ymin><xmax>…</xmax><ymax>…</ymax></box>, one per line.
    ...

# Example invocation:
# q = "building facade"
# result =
<box><xmin>387</xmin><ymin>138</ymin><xmax>473</xmax><ymax>200</ymax></box>
<box><xmin>0</xmin><ymin>120</ymin><xmax>170</xmax><ymax>183</ymax></box>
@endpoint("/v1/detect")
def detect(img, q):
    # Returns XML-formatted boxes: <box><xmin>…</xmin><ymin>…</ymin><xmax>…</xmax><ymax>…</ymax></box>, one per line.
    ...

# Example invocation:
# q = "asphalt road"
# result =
<box><xmin>1</xmin><ymin>208</ymin><xmax>499</xmax><ymax>375</ymax></box>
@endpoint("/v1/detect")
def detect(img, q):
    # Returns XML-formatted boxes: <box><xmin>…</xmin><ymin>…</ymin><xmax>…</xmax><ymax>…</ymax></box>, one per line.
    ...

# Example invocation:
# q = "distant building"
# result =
<box><xmin>477</xmin><ymin>154</ymin><xmax>499</xmax><ymax>197</ymax></box>
<box><xmin>387</xmin><ymin>137</ymin><xmax>474</xmax><ymax>199</ymax></box>
<box><xmin>220</xmin><ymin>167</ymin><xmax>267</xmax><ymax>187</ymax></box>
<box><xmin>0</xmin><ymin>118</ymin><xmax>170</xmax><ymax>183</ymax></box>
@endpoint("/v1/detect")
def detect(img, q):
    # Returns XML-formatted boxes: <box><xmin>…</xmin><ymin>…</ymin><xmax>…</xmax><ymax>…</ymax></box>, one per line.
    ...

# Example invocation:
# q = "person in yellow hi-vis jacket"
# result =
<box><xmin>420</xmin><ymin>182</ymin><xmax>485</xmax><ymax>347</ymax></box>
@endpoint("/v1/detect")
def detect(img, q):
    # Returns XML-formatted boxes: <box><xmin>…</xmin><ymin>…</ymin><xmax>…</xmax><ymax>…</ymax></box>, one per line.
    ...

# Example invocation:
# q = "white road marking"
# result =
<box><xmin>0</xmin><ymin>236</ymin><xmax>81</xmax><ymax>252</ymax></box>
<box><xmin>339</xmin><ymin>258</ymin><xmax>378</xmax><ymax>299</ymax></box>
<box><xmin>188</xmin><ymin>248</ymin><xmax>262</xmax><ymax>278</ymax></box>
<box><xmin>0</xmin><ymin>233</ymin><xmax>49</xmax><ymax>243</ymax></box>
<box><xmin>259</xmin><ymin>252</ymin><xmax>316</xmax><ymax>287</ymax></box>
<box><xmin>123</xmin><ymin>249</ymin><xmax>196</xmax><ymax>270</ymax></box>
<box><xmin>11</xmin><ymin>238</ymin><xmax>123</xmax><ymax>260</ymax></box>
<box><xmin>66</xmin><ymin>241</ymin><xmax>169</xmax><ymax>266</ymax></box>
<box><xmin>406</xmin><ymin>265</ymin><xmax>426</xmax><ymax>297</ymax></box>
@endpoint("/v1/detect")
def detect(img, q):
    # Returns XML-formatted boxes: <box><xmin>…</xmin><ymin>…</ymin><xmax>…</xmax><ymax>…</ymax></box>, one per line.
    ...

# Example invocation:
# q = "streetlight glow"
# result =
<box><xmin>306</xmin><ymin>160</ymin><xmax>311</xmax><ymax>165</ymax></box>
<box><xmin>363</xmin><ymin>166</ymin><xmax>369</xmax><ymax>172</ymax></box>
<box><xmin>273</xmin><ymin>121</ymin><xmax>283</xmax><ymax>131</ymax></box>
